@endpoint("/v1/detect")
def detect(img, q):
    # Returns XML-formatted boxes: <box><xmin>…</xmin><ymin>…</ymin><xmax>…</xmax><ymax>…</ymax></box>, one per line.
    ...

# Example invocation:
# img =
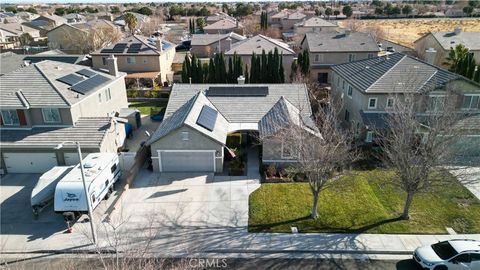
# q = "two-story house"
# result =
<box><xmin>91</xmin><ymin>35</ymin><xmax>175</xmax><ymax>85</ymax></box>
<box><xmin>203</xmin><ymin>18</ymin><xmax>244</xmax><ymax>35</ymax></box>
<box><xmin>224</xmin><ymin>34</ymin><xmax>296</xmax><ymax>82</ymax></box>
<box><xmin>414</xmin><ymin>27</ymin><xmax>480</xmax><ymax>67</ymax></box>
<box><xmin>190</xmin><ymin>32</ymin><xmax>246</xmax><ymax>58</ymax></box>
<box><xmin>301</xmin><ymin>29</ymin><xmax>380</xmax><ymax>84</ymax></box>
<box><xmin>293</xmin><ymin>17</ymin><xmax>337</xmax><ymax>36</ymax></box>
<box><xmin>0</xmin><ymin>58</ymin><xmax>128</xmax><ymax>174</ymax></box>
<box><xmin>331</xmin><ymin>53</ymin><xmax>480</xmax><ymax>156</ymax></box>
<box><xmin>281</xmin><ymin>11</ymin><xmax>307</xmax><ymax>31</ymax></box>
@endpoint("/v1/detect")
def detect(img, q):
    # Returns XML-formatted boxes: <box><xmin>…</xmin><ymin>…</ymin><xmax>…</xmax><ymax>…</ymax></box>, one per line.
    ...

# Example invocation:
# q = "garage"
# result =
<box><xmin>3</xmin><ymin>152</ymin><xmax>58</xmax><ymax>173</ymax></box>
<box><xmin>159</xmin><ymin>150</ymin><xmax>215</xmax><ymax>172</ymax></box>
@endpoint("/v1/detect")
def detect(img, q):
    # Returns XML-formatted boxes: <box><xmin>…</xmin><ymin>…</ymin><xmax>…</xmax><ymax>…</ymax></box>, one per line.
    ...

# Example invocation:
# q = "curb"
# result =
<box><xmin>204</xmin><ymin>249</ymin><xmax>413</xmax><ymax>255</ymax></box>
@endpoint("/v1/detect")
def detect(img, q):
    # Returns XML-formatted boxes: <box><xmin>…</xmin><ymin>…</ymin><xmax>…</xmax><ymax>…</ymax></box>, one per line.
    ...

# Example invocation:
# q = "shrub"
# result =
<box><xmin>127</xmin><ymin>89</ymin><xmax>139</xmax><ymax>98</ymax></box>
<box><xmin>143</xmin><ymin>90</ymin><xmax>152</xmax><ymax>98</ymax></box>
<box><xmin>266</xmin><ymin>164</ymin><xmax>277</xmax><ymax>177</ymax></box>
<box><xmin>160</xmin><ymin>92</ymin><xmax>170</xmax><ymax>98</ymax></box>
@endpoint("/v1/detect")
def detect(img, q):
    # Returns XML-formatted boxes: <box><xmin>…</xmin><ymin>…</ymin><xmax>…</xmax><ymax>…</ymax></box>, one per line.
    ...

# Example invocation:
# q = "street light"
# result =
<box><xmin>54</xmin><ymin>141</ymin><xmax>97</xmax><ymax>244</ymax></box>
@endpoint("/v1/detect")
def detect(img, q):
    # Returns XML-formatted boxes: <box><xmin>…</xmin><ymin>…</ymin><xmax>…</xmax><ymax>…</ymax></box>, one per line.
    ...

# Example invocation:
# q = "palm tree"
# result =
<box><xmin>124</xmin><ymin>13</ymin><xmax>137</xmax><ymax>35</ymax></box>
<box><xmin>444</xmin><ymin>44</ymin><xmax>470</xmax><ymax>74</ymax></box>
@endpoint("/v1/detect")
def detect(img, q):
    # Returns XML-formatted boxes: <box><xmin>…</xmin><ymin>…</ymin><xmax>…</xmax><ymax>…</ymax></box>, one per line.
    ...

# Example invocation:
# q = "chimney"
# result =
<box><xmin>106</xmin><ymin>54</ymin><xmax>118</xmax><ymax>77</ymax></box>
<box><xmin>237</xmin><ymin>75</ymin><xmax>245</xmax><ymax>84</ymax></box>
<box><xmin>344</xmin><ymin>29</ymin><xmax>351</xmax><ymax>36</ymax></box>
<box><xmin>454</xmin><ymin>26</ymin><xmax>461</xmax><ymax>35</ymax></box>
<box><xmin>424</xmin><ymin>48</ymin><xmax>437</xmax><ymax>65</ymax></box>
<box><xmin>156</xmin><ymin>38</ymin><xmax>163</xmax><ymax>53</ymax></box>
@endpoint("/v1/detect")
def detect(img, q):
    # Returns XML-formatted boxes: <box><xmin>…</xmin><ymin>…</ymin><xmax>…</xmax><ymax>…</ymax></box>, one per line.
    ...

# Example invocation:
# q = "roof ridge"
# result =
<box><xmin>366</xmin><ymin>54</ymin><xmax>406</xmax><ymax>92</ymax></box>
<box><xmin>32</xmin><ymin>62</ymin><xmax>72</xmax><ymax>106</ymax></box>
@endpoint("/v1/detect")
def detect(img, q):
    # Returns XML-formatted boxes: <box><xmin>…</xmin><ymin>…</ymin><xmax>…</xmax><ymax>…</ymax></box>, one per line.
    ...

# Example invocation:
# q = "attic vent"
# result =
<box><xmin>318</xmin><ymin>43</ymin><xmax>323</xmax><ymax>46</ymax></box>
<box><xmin>360</xmin><ymin>42</ymin><xmax>365</xmax><ymax>45</ymax></box>
<box><xmin>257</xmin><ymin>39</ymin><xmax>261</xmax><ymax>42</ymax></box>
<box><xmin>257</xmin><ymin>45</ymin><xmax>261</xmax><ymax>48</ymax></box>
<box><xmin>55</xmin><ymin>66</ymin><xmax>61</xmax><ymax>70</ymax></box>
<box><xmin>365</xmin><ymin>66</ymin><xmax>370</xmax><ymax>69</ymax></box>
<box><xmin>450</xmin><ymin>41</ymin><xmax>455</xmax><ymax>44</ymax></box>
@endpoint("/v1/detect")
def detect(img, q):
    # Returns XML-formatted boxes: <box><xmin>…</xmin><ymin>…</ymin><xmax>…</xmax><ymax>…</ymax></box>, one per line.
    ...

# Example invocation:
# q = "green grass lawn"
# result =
<box><xmin>249</xmin><ymin>170</ymin><xmax>480</xmax><ymax>234</ymax></box>
<box><xmin>128</xmin><ymin>101</ymin><xmax>166</xmax><ymax>116</ymax></box>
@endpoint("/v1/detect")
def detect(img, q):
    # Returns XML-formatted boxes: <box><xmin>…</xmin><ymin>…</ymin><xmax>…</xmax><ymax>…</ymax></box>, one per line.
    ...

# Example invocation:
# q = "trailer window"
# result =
<box><xmin>111</xmin><ymin>164</ymin><xmax>117</xmax><ymax>173</ymax></box>
<box><xmin>105</xmin><ymin>180</ymin><xmax>109</xmax><ymax>187</ymax></box>
<box><xmin>91</xmin><ymin>194</ymin><xmax>96</xmax><ymax>203</ymax></box>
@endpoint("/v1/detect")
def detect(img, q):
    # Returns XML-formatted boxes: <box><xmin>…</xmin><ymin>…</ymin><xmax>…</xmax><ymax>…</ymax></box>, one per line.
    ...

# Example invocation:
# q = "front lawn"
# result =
<box><xmin>129</xmin><ymin>101</ymin><xmax>166</xmax><ymax>116</ymax></box>
<box><xmin>249</xmin><ymin>170</ymin><xmax>480</xmax><ymax>234</ymax></box>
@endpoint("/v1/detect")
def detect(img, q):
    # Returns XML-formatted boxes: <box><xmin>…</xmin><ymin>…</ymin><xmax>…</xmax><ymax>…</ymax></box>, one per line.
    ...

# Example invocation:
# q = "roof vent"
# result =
<box><xmin>365</xmin><ymin>66</ymin><xmax>370</xmax><ymax>69</ymax></box>
<box><xmin>55</xmin><ymin>66</ymin><xmax>61</xmax><ymax>70</ymax></box>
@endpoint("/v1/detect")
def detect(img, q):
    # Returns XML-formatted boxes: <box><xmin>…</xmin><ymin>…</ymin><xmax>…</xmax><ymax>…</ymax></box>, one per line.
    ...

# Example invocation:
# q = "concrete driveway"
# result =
<box><xmin>115</xmin><ymin>170</ymin><xmax>260</xmax><ymax>228</ymax></box>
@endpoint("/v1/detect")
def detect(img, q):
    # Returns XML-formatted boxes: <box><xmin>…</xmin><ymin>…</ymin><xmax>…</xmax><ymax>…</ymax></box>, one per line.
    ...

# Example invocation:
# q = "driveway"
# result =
<box><xmin>114</xmin><ymin>170</ymin><xmax>260</xmax><ymax>228</ymax></box>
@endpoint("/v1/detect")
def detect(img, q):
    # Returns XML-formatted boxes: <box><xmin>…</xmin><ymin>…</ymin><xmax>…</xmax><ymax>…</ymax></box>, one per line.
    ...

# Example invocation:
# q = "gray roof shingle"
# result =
<box><xmin>429</xmin><ymin>31</ymin><xmax>480</xmax><ymax>51</ymax></box>
<box><xmin>332</xmin><ymin>53</ymin><xmax>466</xmax><ymax>93</ymax></box>
<box><xmin>303</xmin><ymin>31</ymin><xmax>380</xmax><ymax>53</ymax></box>
<box><xmin>191</xmin><ymin>32</ymin><xmax>246</xmax><ymax>46</ymax></box>
<box><xmin>225</xmin><ymin>34</ymin><xmax>294</xmax><ymax>56</ymax></box>
<box><xmin>0</xmin><ymin>117</ymin><xmax>113</xmax><ymax>148</ymax></box>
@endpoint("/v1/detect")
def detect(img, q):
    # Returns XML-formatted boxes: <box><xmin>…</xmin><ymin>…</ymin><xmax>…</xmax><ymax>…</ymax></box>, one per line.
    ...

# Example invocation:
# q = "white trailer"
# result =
<box><xmin>31</xmin><ymin>166</ymin><xmax>73</xmax><ymax>216</ymax></box>
<box><xmin>54</xmin><ymin>153</ymin><xmax>121</xmax><ymax>218</ymax></box>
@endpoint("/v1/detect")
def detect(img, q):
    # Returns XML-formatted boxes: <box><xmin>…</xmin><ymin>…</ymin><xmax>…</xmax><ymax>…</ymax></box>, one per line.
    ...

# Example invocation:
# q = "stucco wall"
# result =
<box><xmin>47</xmin><ymin>25</ymin><xmax>88</xmax><ymax>54</ymax></box>
<box><xmin>150</xmin><ymin>125</ymin><xmax>224</xmax><ymax>173</ymax></box>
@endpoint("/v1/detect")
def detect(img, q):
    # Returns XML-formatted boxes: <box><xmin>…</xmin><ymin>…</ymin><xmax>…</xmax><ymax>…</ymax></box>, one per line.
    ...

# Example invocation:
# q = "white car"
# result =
<box><xmin>413</xmin><ymin>239</ymin><xmax>480</xmax><ymax>270</ymax></box>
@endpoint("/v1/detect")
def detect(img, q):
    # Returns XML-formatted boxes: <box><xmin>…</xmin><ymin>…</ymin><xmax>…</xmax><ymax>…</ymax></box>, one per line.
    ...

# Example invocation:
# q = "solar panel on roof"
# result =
<box><xmin>57</xmin><ymin>73</ymin><xmax>85</xmax><ymax>86</ymax></box>
<box><xmin>196</xmin><ymin>105</ymin><xmax>218</xmax><ymax>132</ymax></box>
<box><xmin>207</xmin><ymin>86</ymin><xmax>269</xmax><ymax>97</ymax></box>
<box><xmin>76</xmin><ymin>68</ymin><xmax>97</xmax><ymax>78</ymax></box>
<box><xmin>127</xmin><ymin>43</ymin><xmax>142</xmax><ymax>53</ymax></box>
<box><xmin>70</xmin><ymin>75</ymin><xmax>111</xmax><ymax>94</ymax></box>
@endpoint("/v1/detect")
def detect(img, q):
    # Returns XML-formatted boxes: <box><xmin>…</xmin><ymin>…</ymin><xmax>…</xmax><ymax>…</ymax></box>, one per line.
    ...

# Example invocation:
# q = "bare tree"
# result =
<box><xmin>363</xmin><ymin>25</ymin><xmax>386</xmax><ymax>42</ymax></box>
<box><xmin>260</xmin><ymin>82</ymin><xmax>357</xmax><ymax>219</ymax></box>
<box><xmin>374</xmin><ymin>75</ymin><xmax>464</xmax><ymax>220</ymax></box>
<box><xmin>141</xmin><ymin>16</ymin><xmax>164</xmax><ymax>36</ymax></box>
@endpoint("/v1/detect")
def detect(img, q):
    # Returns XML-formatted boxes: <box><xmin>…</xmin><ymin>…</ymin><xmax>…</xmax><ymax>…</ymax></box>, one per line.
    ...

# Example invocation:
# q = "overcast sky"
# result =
<box><xmin>5</xmin><ymin>0</ymin><xmax>331</xmax><ymax>4</ymax></box>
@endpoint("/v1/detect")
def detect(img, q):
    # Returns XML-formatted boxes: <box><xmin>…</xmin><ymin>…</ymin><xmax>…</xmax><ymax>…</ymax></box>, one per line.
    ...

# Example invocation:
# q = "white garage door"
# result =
<box><xmin>3</xmin><ymin>152</ymin><xmax>57</xmax><ymax>173</ymax></box>
<box><xmin>64</xmin><ymin>152</ymin><xmax>88</xmax><ymax>166</ymax></box>
<box><xmin>159</xmin><ymin>151</ymin><xmax>215</xmax><ymax>172</ymax></box>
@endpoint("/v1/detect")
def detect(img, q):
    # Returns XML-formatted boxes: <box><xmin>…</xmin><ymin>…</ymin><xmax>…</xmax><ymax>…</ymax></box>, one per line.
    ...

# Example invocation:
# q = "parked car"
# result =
<box><xmin>413</xmin><ymin>239</ymin><xmax>480</xmax><ymax>270</ymax></box>
<box><xmin>175</xmin><ymin>40</ymin><xmax>191</xmax><ymax>51</ymax></box>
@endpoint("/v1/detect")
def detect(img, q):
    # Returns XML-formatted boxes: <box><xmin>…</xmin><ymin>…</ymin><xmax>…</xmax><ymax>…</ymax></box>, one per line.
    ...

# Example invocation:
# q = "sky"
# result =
<box><xmin>4</xmin><ymin>0</ymin><xmax>331</xmax><ymax>4</ymax></box>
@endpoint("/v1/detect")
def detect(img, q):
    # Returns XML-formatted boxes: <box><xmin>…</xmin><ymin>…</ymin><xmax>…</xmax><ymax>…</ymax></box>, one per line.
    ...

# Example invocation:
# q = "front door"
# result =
<box><xmin>317</xmin><ymin>72</ymin><xmax>328</xmax><ymax>84</ymax></box>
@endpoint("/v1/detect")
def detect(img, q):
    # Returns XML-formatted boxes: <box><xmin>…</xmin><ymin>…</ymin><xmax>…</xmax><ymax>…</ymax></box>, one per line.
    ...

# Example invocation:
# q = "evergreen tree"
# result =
<box><xmin>250</xmin><ymin>53</ymin><xmax>257</xmax><ymax>83</ymax></box>
<box><xmin>474</xmin><ymin>66</ymin><xmax>480</xmax><ymax>83</ymax></box>
<box><xmin>279</xmin><ymin>53</ymin><xmax>285</xmax><ymax>83</ymax></box>
<box><xmin>290</xmin><ymin>59</ymin><xmax>298</xmax><ymax>81</ymax></box>
<box><xmin>208</xmin><ymin>58</ymin><xmax>215</xmax><ymax>83</ymax></box>
<box><xmin>182</xmin><ymin>60</ymin><xmax>188</xmax><ymax>83</ymax></box>
<box><xmin>228</xmin><ymin>57</ymin><xmax>234</xmax><ymax>83</ymax></box>
<box><xmin>302</xmin><ymin>50</ymin><xmax>310</xmax><ymax>75</ymax></box>
<box><xmin>261</xmin><ymin>50</ymin><xmax>267</xmax><ymax>79</ymax></box>
<box><xmin>273</xmin><ymin>47</ymin><xmax>280</xmax><ymax>82</ymax></box>
<box><xmin>245</xmin><ymin>64</ymin><xmax>249</xmax><ymax>83</ymax></box>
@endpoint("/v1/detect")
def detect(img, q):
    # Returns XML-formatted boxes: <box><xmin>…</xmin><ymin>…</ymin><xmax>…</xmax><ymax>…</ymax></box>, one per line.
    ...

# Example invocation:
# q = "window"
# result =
<box><xmin>462</xmin><ymin>95</ymin><xmax>479</xmax><ymax>110</ymax></box>
<box><xmin>281</xmin><ymin>141</ymin><xmax>295</xmax><ymax>159</ymax></box>
<box><xmin>344</xmin><ymin>109</ymin><xmax>350</xmax><ymax>121</ymax></box>
<box><xmin>102</xmin><ymin>57</ymin><xmax>107</xmax><ymax>65</ymax></box>
<box><xmin>347</xmin><ymin>85</ymin><xmax>353</xmax><ymax>97</ymax></box>
<box><xmin>365</xmin><ymin>131</ymin><xmax>373</xmax><ymax>143</ymax></box>
<box><xmin>110</xmin><ymin>163</ymin><xmax>117</xmax><ymax>173</ymax></box>
<box><xmin>368</xmin><ymin>98</ymin><xmax>377</xmax><ymax>109</ymax></box>
<box><xmin>91</xmin><ymin>194</ymin><xmax>96</xmax><ymax>203</ymax></box>
<box><xmin>1</xmin><ymin>110</ymin><xmax>20</xmax><ymax>126</ymax></box>
<box><xmin>471</xmin><ymin>253</ymin><xmax>480</xmax><ymax>261</ymax></box>
<box><xmin>348</xmin><ymin>54</ymin><xmax>355</xmax><ymax>62</ymax></box>
<box><xmin>386</xmin><ymin>98</ymin><xmax>394</xmax><ymax>108</ymax></box>
<box><xmin>98</xmin><ymin>93</ymin><xmax>102</xmax><ymax>103</ymax></box>
<box><xmin>452</xmin><ymin>254</ymin><xmax>471</xmax><ymax>264</ymax></box>
<box><xmin>428</xmin><ymin>96</ymin><xmax>445</xmax><ymax>111</ymax></box>
<box><xmin>368</xmin><ymin>53</ymin><xmax>374</xmax><ymax>59</ymax></box>
<box><xmin>127</xmin><ymin>57</ymin><xmax>136</xmax><ymax>64</ymax></box>
<box><xmin>42</xmin><ymin>108</ymin><xmax>61</xmax><ymax>123</ymax></box>
<box><xmin>181</xmin><ymin>131</ymin><xmax>189</xmax><ymax>141</ymax></box>
<box><xmin>105</xmin><ymin>88</ymin><xmax>111</xmax><ymax>101</ymax></box>
<box><xmin>314</xmin><ymin>54</ymin><xmax>323</xmax><ymax>63</ymax></box>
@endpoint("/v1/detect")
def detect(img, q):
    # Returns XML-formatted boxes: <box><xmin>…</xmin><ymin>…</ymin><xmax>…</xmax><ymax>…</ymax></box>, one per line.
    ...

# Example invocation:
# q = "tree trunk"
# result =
<box><xmin>311</xmin><ymin>192</ymin><xmax>319</xmax><ymax>219</ymax></box>
<box><xmin>401</xmin><ymin>191</ymin><xmax>415</xmax><ymax>220</ymax></box>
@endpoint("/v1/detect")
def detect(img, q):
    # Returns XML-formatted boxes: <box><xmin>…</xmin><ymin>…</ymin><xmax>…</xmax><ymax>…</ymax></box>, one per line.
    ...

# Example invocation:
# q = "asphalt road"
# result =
<box><xmin>2</xmin><ymin>256</ymin><xmax>422</xmax><ymax>270</ymax></box>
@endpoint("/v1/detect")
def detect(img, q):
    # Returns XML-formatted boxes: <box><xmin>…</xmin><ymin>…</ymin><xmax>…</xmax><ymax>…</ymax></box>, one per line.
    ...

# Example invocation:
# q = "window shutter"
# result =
<box><xmin>17</xmin><ymin>110</ymin><xmax>27</xmax><ymax>126</ymax></box>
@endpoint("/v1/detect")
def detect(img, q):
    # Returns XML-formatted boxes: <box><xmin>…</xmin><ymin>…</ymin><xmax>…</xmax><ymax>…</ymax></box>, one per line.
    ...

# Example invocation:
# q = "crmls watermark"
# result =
<box><xmin>188</xmin><ymin>258</ymin><xmax>228</xmax><ymax>268</ymax></box>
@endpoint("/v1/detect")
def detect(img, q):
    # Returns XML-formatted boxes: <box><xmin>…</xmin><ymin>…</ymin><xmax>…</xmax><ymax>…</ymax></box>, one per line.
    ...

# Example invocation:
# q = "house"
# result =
<box><xmin>0</xmin><ymin>22</ymin><xmax>41</xmax><ymax>49</ymax></box>
<box><xmin>0</xmin><ymin>51</ymin><xmax>86</xmax><ymax>75</ymax></box>
<box><xmin>205</xmin><ymin>12</ymin><xmax>234</xmax><ymax>24</ymax></box>
<box><xmin>300</xmin><ymin>29</ymin><xmax>380</xmax><ymax>84</ymax></box>
<box><xmin>31</xmin><ymin>13</ymin><xmax>67</xmax><ymax>28</ymax></box>
<box><xmin>414</xmin><ymin>27</ymin><xmax>480</xmax><ymax>67</ymax></box>
<box><xmin>47</xmin><ymin>19</ymin><xmax>119</xmax><ymax>54</ymax></box>
<box><xmin>91</xmin><ymin>35</ymin><xmax>175</xmax><ymax>85</ymax></box>
<box><xmin>281</xmin><ymin>11</ymin><xmax>308</xmax><ymax>31</ymax></box>
<box><xmin>0</xmin><ymin>58</ymin><xmax>129</xmax><ymax>174</ymax></box>
<box><xmin>203</xmin><ymin>18</ymin><xmax>244</xmax><ymax>35</ymax></box>
<box><xmin>145</xmin><ymin>83</ymin><xmax>314</xmax><ymax>173</ymax></box>
<box><xmin>269</xmin><ymin>9</ymin><xmax>291</xmax><ymax>27</ymax></box>
<box><xmin>16</xmin><ymin>11</ymin><xmax>39</xmax><ymax>21</ymax></box>
<box><xmin>224</xmin><ymin>34</ymin><xmax>296</xmax><ymax>82</ymax></box>
<box><xmin>113</xmin><ymin>12</ymin><xmax>148</xmax><ymax>33</ymax></box>
<box><xmin>293</xmin><ymin>17</ymin><xmax>337</xmax><ymax>36</ymax></box>
<box><xmin>190</xmin><ymin>32</ymin><xmax>246</xmax><ymax>58</ymax></box>
<box><xmin>330</xmin><ymin>53</ymin><xmax>480</xmax><ymax>154</ymax></box>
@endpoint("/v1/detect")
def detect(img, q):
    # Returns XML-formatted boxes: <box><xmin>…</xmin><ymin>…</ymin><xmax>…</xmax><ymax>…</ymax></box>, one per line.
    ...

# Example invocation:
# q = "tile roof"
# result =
<box><xmin>203</xmin><ymin>18</ymin><xmax>242</xmax><ymax>30</ymax></box>
<box><xmin>0</xmin><ymin>52</ymin><xmax>85</xmax><ymax>75</ymax></box>
<box><xmin>0</xmin><ymin>117</ymin><xmax>113</xmax><ymax>148</ymax></box>
<box><xmin>287</xmin><ymin>11</ymin><xmax>307</xmax><ymax>20</ymax></box>
<box><xmin>332</xmin><ymin>53</ymin><xmax>466</xmax><ymax>93</ymax></box>
<box><xmin>225</xmin><ymin>34</ymin><xmax>294</xmax><ymax>56</ymax></box>
<box><xmin>0</xmin><ymin>22</ymin><xmax>39</xmax><ymax>35</ymax></box>
<box><xmin>146</xmin><ymin>92</ymin><xmax>229</xmax><ymax>145</ymax></box>
<box><xmin>0</xmin><ymin>60</ymin><xmax>122</xmax><ymax>108</ymax></box>
<box><xmin>91</xmin><ymin>35</ymin><xmax>174</xmax><ymax>55</ymax></box>
<box><xmin>429</xmin><ymin>31</ymin><xmax>480</xmax><ymax>51</ymax></box>
<box><xmin>297</xmin><ymin>17</ymin><xmax>337</xmax><ymax>28</ymax></box>
<box><xmin>191</xmin><ymin>32</ymin><xmax>246</xmax><ymax>46</ymax></box>
<box><xmin>302</xmin><ymin>31</ymin><xmax>380</xmax><ymax>53</ymax></box>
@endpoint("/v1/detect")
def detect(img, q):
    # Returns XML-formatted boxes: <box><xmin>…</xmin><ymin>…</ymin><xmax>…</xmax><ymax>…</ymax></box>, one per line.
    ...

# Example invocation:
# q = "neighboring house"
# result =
<box><xmin>26</xmin><ymin>14</ymin><xmax>68</xmax><ymax>36</ymax></box>
<box><xmin>0</xmin><ymin>51</ymin><xmax>86</xmax><ymax>75</ymax></box>
<box><xmin>0</xmin><ymin>58</ymin><xmax>129</xmax><ymax>174</ymax></box>
<box><xmin>114</xmin><ymin>12</ymin><xmax>148</xmax><ymax>33</ymax></box>
<box><xmin>63</xmin><ymin>13</ymin><xmax>86</xmax><ymax>24</ymax></box>
<box><xmin>0</xmin><ymin>23</ymin><xmax>41</xmax><ymax>49</ymax></box>
<box><xmin>91</xmin><ymin>35</ymin><xmax>175</xmax><ymax>84</ymax></box>
<box><xmin>281</xmin><ymin>11</ymin><xmax>307</xmax><ymax>31</ymax></box>
<box><xmin>331</xmin><ymin>53</ymin><xmax>480</xmax><ymax>157</ymax></box>
<box><xmin>301</xmin><ymin>30</ymin><xmax>380</xmax><ymax>84</ymax></box>
<box><xmin>414</xmin><ymin>27</ymin><xmax>480</xmax><ymax>67</ymax></box>
<box><xmin>47</xmin><ymin>19</ymin><xmax>119</xmax><ymax>54</ymax></box>
<box><xmin>190</xmin><ymin>32</ymin><xmax>246</xmax><ymax>58</ymax></box>
<box><xmin>293</xmin><ymin>17</ymin><xmax>337</xmax><ymax>36</ymax></box>
<box><xmin>145</xmin><ymin>83</ymin><xmax>314</xmax><ymax>173</ymax></box>
<box><xmin>224</xmin><ymin>34</ymin><xmax>296</xmax><ymax>82</ymax></box>
<box><xmin>16</xmin><ymin>11</ymin><xmax>39</xmax><ymax>21</ymax></box>
<box><xmin>203</xmin><ymin>18</ymin><xmax>244</xmax><ymax>35</ymax></box>
<box><xmin>269</xmin><ymin>9</ymin><xmax>291</xmax><ymax>27</ymax></box>
<box><xmin>205</xmin><ymin>12</ymin><xmax>234</xmax><ymax>24</ymax></box>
